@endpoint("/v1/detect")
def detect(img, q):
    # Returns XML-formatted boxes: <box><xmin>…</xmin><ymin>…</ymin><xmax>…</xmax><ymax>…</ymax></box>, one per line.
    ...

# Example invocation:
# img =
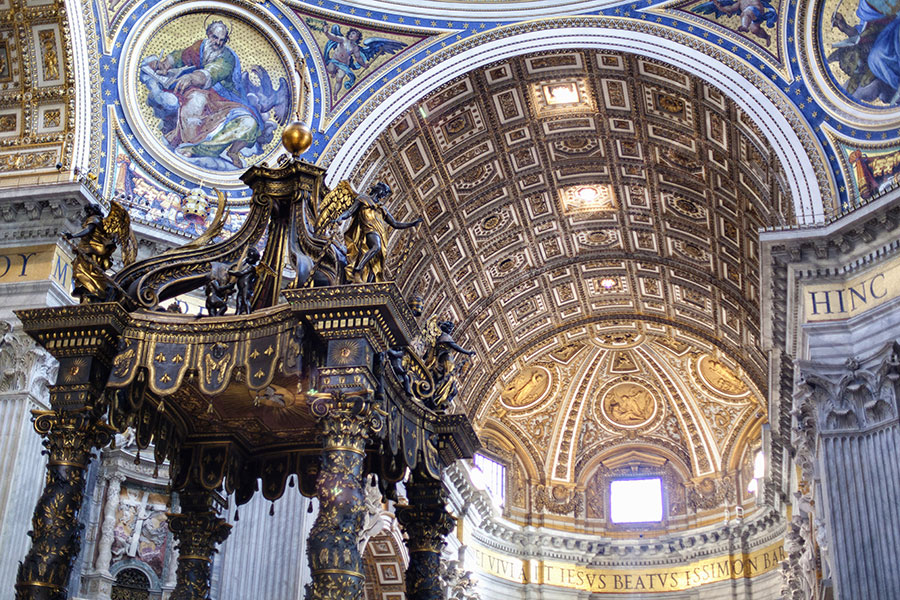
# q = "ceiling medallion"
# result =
<box><xmin>696</xmin><ymin>355</ymin><xmax>750</xmax><ymax>398</ymax></box>
<box><xmin>499</xmin><ymin>365</ymin><xmax>552</xmax><ymax>411</ymax></box>
<box><xmin>121</xmin><ymin>1</ymin><xmax>302</xmax><ymax>188</ymax></box>
<box><xmin>600</xmin><ymin>382</ymin><xmax>658</xmax><ymax>429</ymax></box>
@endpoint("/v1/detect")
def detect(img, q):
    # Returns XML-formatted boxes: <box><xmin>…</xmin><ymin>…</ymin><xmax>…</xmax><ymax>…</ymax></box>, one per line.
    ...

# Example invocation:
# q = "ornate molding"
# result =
<box><xmin>795</xmin><ymin>342</ymin><xmax>900</xmax><ymax>435</ymax></box>
<box><xmin>0</xmin><ymin>321</ymin><xmax>57</xmax><ymax>402</ymax></box>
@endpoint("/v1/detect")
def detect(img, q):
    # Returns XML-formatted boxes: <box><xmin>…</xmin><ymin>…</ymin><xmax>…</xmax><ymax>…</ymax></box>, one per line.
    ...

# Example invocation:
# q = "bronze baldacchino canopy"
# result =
<box><xmin>12</xmin><ymin>136</ymin><xmax>478</xmax><ymax>600</ymax></box>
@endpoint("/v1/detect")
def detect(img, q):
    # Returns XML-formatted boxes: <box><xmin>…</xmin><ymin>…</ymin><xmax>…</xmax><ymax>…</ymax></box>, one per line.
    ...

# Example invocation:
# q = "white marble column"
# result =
<box><xmin>212</xmin><ymin>489</ymin><xmax>313</xmax><ymax>600</ymax></box>
<box><xmin>0</xmin><ymin>322</ymin><xmax>57</xmax><ymax>600</ymax></box>
<box><xmin>95</xmin><ymin>474</ymin><xmax>125</xmax><ymax>574</ymax></box>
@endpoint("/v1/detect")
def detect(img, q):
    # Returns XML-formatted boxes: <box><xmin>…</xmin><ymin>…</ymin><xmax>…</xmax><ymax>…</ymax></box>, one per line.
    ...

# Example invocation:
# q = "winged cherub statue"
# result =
<box><xmin>63</xmin><ymin>202</ymin><xmax>137</xmax><ymax>303</ymax></box>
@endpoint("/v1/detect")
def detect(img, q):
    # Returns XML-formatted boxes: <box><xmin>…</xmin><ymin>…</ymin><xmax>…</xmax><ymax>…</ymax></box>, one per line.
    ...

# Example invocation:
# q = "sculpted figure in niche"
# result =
<box><xmin>501</xmin><ymin>366</ymin><xmax>550</xmax><ymax>408</ymax></box>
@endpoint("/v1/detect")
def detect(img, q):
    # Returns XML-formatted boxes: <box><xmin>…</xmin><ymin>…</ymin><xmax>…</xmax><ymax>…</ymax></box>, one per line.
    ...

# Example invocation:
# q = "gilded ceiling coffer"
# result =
<box><xmin>13</xmin><ymin>159</ymin><xmax>478</xmax><ymax>600</ymax></box>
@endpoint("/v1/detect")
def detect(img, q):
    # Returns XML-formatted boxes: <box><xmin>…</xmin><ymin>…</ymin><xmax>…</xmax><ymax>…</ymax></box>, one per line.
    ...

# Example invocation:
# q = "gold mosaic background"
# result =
<box><xmin>136</xmin><ymin>11</ymin><xmax>290</xmax><ymax>166</ymax></box>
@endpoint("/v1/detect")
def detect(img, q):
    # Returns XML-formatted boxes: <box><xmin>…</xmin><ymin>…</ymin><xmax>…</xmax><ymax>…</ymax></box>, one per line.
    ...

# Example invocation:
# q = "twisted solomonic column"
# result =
<box><xmin>397</xmin><ymin>468</ymin><xmax>455</xmax><ymax>600</ymax></box>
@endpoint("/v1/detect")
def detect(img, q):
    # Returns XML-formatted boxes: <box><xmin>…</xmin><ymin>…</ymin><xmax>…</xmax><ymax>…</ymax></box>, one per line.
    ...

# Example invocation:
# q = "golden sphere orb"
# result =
<box><xmin>282</xmin><ymin>121</ymin><xmax>313</xmax><ymax>155</ymax></box>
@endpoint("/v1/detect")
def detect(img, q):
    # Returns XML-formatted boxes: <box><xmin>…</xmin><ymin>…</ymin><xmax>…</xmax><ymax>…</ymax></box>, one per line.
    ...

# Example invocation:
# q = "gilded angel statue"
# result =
<box><xmin>63</xmin><ymin>203</ymin><xmax>137</xmax><ymax>303</ymax></box>
<box><xmin>317</xmin><ymin>180</ymin><xmax>421</xmax><ymax>284</ymax></box>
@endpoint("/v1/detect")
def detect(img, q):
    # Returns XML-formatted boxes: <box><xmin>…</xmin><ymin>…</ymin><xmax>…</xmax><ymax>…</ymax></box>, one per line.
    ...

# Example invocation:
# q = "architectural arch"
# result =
<box><xmin>326</xmin><ymin>22</ymin><xmax>830</xmax><ymax>223</ymax></box>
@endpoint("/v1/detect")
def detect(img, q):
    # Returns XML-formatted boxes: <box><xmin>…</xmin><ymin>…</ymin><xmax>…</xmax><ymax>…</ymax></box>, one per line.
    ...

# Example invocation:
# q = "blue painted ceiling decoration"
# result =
<box><xmin>85</xmin><ymin>0</ymin><xmax>900</xmax><ymax>238</ymax></box>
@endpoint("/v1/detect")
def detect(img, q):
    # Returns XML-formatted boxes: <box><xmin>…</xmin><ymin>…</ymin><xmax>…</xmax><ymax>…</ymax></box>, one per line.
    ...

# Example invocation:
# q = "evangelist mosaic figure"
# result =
<box><xmin>141</xmin><ymin>20</ymin><xmax>290</xmax><ymax>169</ymax></box>
<box><xmin>828</xmin><ymin>0</ymin><xmax>900</xmax><ymax>105</ymax></box>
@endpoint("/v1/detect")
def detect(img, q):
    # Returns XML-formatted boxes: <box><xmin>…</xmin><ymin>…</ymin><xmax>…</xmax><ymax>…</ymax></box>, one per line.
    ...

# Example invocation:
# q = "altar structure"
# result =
<box><xmin>10</xmin><ymin>147</ymin><xmax>478</xmax><ymax>600</ymax></box>
<box><xmin>4</xmin><ymin>0</ymin><xmax>900</xmax><ymax>599</ymax></box>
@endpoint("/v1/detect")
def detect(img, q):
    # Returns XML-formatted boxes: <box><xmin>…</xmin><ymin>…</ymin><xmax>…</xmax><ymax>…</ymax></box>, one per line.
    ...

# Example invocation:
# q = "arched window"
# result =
<box><xmin>111</xmin><ymin>568</ymin><xmax>150</xmax><ymax>600</ymax></box>
<box><xmin>473</xmin><ymin>453</ymin><xmax>506</xmax><ymax>507</ymax></box>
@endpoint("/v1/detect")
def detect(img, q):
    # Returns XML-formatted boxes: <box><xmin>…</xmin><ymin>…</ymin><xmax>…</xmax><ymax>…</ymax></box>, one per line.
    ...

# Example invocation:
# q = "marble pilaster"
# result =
<box><xmin>793</xmin><ymin>342</ymin><xmax>900</xmax><ymax>599</ymax></box>
<box><xmin>0</xmin><ymin>323</ymin><xmax>56</xmax><ymax>600</ymax></box>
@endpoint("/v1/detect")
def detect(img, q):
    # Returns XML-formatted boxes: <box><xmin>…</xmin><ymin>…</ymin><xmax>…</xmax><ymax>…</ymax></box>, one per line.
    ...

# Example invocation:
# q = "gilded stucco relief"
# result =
<box><xmin>0</xmin><ymin>0</ymin><xmax>74</xmax><ymax>179</ymax></box>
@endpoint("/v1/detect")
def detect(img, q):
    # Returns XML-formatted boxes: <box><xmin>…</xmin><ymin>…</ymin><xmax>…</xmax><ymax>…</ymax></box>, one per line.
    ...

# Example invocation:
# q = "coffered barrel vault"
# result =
<box><xmin>356</xmin><ymin>50</ymin><xmax>779</xmax><ymax>531</ymax></box>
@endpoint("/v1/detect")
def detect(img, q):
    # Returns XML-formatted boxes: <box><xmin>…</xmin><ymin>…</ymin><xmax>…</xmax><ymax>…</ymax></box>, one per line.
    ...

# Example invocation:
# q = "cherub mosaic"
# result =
<box><xmin>822</xmin><ymin>0</ymin><xmax>900</xmax><ymax>106</ymax></box>
<box><xmin>137</xmin><ymin>13</ymin><xmax>292</xmax><ymax>170</ymax></box>
<box><xmin>303</xmin><ymin>16</ymin><xmax>422</xmax><ymax>107</ymax></box>
<box><xmin>688</xmin><ymin>0</ymin><xmax>781</xmax><ymax>48</ymax></box>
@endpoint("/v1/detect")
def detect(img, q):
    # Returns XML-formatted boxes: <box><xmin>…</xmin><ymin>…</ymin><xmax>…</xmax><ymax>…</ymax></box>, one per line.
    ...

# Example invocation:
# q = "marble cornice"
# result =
<box><xmin>761</xmin><ymin>186</ymin><xmax>900</xmax><ymax>270</ymax></box>
<box><xmin>444</xmin><ymin>463</ymin><xmax>785</xmax><ymax>568</ymax></box>
<box><xmin>100</xmin><ymin>447</ymin><xmax>171</xmax><ymax>487</ymax></box>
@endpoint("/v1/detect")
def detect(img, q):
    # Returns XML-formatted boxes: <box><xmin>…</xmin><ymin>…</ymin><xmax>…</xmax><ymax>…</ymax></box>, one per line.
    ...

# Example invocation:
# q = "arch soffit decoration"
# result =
<box><xmin>347</xmin><ymin>46</ymin><xmax>776</xmax><ymax>525</ymax></box>
<box><xmin>331</xmin><ymin>0</ymin><xmax>628</xmax><ymax>20</ymax></box>
<box><xmin>325</xmin><ymin>22</ymin><xmax>830</xmax><ymax>223</ymax></box>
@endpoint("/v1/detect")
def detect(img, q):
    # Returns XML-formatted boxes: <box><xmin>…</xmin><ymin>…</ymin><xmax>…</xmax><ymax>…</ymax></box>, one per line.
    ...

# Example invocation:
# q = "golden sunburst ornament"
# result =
<box><xmin>64</xmin><ymin>358</ymin><xmax>88</xmax><ymax>383</ymax></box>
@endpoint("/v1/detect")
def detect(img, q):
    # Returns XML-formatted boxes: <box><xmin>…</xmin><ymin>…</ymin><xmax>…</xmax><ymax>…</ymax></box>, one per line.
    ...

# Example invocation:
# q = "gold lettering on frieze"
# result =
<box><xmin>802</xmin><ymin>256</ymin><xmax>900</xmax><ymax>322</ymax></box>
<box><xmin>471</xmin><ymin>541</ymin><xmax>785</xmax><ymax>593</ymax></box>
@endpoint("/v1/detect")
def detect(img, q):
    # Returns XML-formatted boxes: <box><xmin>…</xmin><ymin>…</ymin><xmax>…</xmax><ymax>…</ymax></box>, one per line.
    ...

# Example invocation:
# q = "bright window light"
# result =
<box><xmin>473</xmin><ymin>453</ymin><xmax>506</xmax><ymax>507</ymax></box>
<box><xmin>753</xmin><ymin>450</ymin><xmax>765</xmax><ymax>479</ymax></box>
<box><xmin>610</xmin><ymin>478</ymin><xmax>663</xmax><ymax>523</ymax></box>
<box><xmin>748</xmin><ymin>450</ymin><xmax>765</xmax><ymax>495</ymax></box>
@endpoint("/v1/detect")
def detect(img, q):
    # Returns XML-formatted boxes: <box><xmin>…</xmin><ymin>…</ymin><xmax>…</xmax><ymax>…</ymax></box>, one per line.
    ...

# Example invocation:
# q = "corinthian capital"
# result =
<box><xmin>0</xmin><ymin>320</ymin><xmax>58</xmax><ymax>399</ymax></box>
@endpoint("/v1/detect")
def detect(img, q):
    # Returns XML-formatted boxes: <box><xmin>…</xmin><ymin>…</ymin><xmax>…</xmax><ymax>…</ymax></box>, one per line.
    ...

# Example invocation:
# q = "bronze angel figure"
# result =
<box><xmin>63</xmin><ymin>202</ymin><xmax>137</xmax><ymax>303</ymax></box>
<box><xmin>315</xmin><ymin>180</ymin><xmax>421</xmax><ymax>284</ymax></box>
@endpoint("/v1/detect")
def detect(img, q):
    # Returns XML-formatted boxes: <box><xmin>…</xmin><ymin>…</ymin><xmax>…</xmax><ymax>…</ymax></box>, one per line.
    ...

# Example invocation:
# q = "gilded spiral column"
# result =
<box><xmin>396</xmin><ymin>469</ymin><xmax>455</xmax><ymax>600</ymax></box>
<box><xmin>167</xmin><ymin>487</ymin><xmax>232</xmax><ymax>600</ymax></box>
<box><xmin>14</xmin><ymin>409</ymin><xmax>114</xmax><ymax>600</ymax></box>
<box><xmin>305</xmin><ymin>390</ymin><xmax>380</xmax><ymax>600</ymax></box>
<box><xmin>14</xmin><ymin>302</ymin><xmax>130</xmax><ymax>600</ymax></box>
